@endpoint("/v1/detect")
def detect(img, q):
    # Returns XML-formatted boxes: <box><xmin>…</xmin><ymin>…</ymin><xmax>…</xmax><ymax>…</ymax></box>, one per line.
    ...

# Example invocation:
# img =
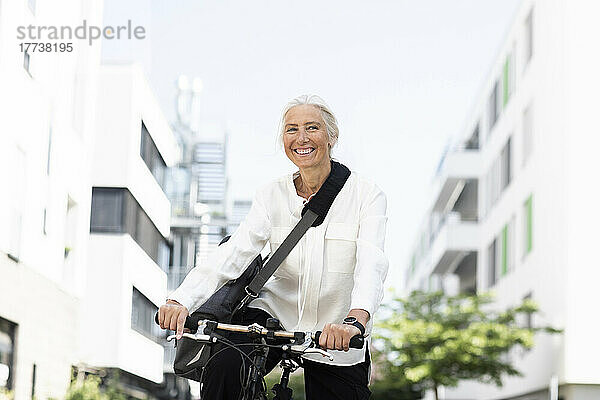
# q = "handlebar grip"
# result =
<box><xmin>154</xmin><ymin>312</ymin><xmax>199</xmax><ymax>333</ymax></box>
<box><xmin>314</xmin><ymin>331</ymin><xmax>364</xmax><ymax>349</ymax></box>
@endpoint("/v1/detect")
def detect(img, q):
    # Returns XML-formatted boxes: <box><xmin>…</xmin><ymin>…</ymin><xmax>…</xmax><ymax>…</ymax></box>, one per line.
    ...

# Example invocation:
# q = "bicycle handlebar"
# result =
<box><xmin>155</xmin><ymin>313</ymin><xmax>364</xmax><ymax>350</ymax></box>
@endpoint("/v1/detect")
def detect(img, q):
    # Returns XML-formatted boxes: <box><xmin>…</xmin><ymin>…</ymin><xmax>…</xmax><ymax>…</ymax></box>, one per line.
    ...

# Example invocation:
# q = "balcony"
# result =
<box><xmin>431</xmin><ymin>151</ymin><xmax>481</xmax><ymax>213</ymax></box>
<box><xmin>429</xmin><ymin>212</ymin><xmax>479</xmax><ymax>276</ymax></box>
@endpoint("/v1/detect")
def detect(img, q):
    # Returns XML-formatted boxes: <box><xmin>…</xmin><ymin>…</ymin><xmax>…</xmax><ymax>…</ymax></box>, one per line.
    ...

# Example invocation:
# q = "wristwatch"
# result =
<box><xmin>343</xmin><ymin>316</ymin><xmax>365</xmax><ymax>336</ymax></box>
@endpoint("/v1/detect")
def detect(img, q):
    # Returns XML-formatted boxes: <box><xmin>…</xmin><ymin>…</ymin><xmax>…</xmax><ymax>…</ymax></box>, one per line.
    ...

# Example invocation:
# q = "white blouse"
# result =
<box><xmin>169</xmin><ymin>169</ymin><xmax>389</xmax><ymax>366</ymax></box>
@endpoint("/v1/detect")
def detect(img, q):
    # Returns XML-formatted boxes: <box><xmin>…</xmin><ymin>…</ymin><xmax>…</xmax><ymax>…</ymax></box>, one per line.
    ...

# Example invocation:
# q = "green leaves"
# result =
<box><xmin>373</xmin><ymin>290</ymin><xmax>562</xmax><ymax>396</ymax></box>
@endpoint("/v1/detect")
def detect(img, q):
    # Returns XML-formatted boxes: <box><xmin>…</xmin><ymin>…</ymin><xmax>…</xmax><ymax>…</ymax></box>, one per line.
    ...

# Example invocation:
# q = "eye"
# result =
<box><xmin>307</xmin><ymin>125</ymin><xmax>318</xmax><ymax>131</ymax></box>
<box><xmin>286</xmin><ymin>127</ymin><xmax>297</xmax><ymax>133</ymax></box>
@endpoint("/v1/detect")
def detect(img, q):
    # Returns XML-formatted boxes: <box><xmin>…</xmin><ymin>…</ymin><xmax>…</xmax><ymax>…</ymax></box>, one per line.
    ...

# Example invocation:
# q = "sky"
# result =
<box><xmin>103</xmin><ymin>0</ymin><xmax>523</xmax><ymax>291</ymax></box>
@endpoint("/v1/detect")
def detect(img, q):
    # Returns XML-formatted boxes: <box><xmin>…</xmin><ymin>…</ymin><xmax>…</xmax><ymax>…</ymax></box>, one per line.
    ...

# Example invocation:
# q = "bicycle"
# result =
<box><xmin>165</xmin><ymin>317</ymin><xmax>365</xmax><ymax>400</ymax></box>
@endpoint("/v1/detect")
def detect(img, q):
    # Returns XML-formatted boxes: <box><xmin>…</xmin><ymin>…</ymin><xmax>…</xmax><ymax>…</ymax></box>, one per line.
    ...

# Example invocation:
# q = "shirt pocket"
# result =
<box><xmin>325</xmin><ymin>222</ymin><xmax>358</xmax><ymax>274</ymax></box>
<box><xmin>269</xmin><ymin>226</ymin><xmax>300</xmax><ymax>277</ymax></box>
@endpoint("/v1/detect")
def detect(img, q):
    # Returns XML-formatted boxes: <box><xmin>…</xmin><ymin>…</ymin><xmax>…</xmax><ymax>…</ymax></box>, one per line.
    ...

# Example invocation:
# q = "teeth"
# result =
<box><xmin>295</xmin><ymin>148</ymin><xmax>314</xmax><ymax>155</ymax></box>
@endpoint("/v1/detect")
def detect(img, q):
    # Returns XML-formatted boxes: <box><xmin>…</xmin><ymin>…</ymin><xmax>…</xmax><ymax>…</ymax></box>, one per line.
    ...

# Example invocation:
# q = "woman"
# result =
<box><xmin>158</xmin><ymin>95</ymin><xmax>388</xmax><ymax>399</ymax></box>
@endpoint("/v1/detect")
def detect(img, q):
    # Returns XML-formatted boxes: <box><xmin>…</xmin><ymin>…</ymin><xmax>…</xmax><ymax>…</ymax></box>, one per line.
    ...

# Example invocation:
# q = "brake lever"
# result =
<box><xmin>166</xmin><ymin>333</ymin><xmax>213</xmax><ymax>342</ymax></box>
<box><xmin>288</xmin><ymin>336</ymin><xmax>335</xmax><ymax>361</ymax></box>
<box><xmin>302</xmin><ymin>347</ymin><xmax>334</xmax><ymax>361</ymax></box>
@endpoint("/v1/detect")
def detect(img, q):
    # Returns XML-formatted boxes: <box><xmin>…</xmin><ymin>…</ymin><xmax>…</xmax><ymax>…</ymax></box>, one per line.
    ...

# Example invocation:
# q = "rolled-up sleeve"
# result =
<box><xmin>168</xmin><ymin>189</ymin><xmax>271</xmax><ymax>313</ymax></box>
<box><xmin>349</xmin><ymin>185</ymin><xmax>389</xmax><ymax>319</ymax></box>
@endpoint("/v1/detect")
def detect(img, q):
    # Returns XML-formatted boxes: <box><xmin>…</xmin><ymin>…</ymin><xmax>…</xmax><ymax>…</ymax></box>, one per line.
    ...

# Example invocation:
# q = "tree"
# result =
<box><xmin>65</xmin><ymin>375</ymin><xmax>105</xmax><ymax>400</ymax></box>
<box><xmin>65</xmin><ymin>373</ymin><xmax>127</xmax><ymax>400</ymax></box>
<box><xmin>374</xmin><ymin>291</ymin><xmax>561</xmax><ymax>400</ymax></box>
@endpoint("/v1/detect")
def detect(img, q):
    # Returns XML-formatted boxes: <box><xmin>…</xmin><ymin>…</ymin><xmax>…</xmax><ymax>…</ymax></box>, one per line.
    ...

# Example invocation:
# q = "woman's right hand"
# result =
<box><xmin>158</xmin><ymin>299</ymin><xmax>189</xmax><ymax>339</ymax></box>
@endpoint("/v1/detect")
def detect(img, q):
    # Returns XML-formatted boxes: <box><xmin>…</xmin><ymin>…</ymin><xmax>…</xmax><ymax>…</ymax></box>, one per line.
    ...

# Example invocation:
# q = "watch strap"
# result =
<box><xmin>352</xmin><ymin>321</ymin><xmax>365</xmax><ymax>336</ymax></box>
<box><xmin>343</xmin><ymin>318</ymin><xmax>365</xmax><ymax>336</ymax></box>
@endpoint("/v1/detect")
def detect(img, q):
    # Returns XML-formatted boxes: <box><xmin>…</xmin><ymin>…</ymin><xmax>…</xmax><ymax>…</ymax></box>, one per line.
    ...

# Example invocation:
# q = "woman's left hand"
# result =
<box><xmin>318</xmin><ymin>323</ymin><xmax>361</xmax><ymax>352</ymax></box>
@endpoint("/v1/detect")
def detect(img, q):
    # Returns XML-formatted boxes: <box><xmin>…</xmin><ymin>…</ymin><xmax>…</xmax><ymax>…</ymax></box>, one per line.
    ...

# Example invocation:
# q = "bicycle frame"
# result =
<box><xmin>166</xmin><ymin>318</ymin><xmax>363</xmax><ymax>400</ymax></box>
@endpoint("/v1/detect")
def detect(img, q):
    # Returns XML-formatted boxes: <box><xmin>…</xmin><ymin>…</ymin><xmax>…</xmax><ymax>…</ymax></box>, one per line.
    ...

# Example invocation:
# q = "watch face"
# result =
<box><xmin>343</xmin><ymin>317</ymin><xmax>357</xmax><ymax>324</ymax></box>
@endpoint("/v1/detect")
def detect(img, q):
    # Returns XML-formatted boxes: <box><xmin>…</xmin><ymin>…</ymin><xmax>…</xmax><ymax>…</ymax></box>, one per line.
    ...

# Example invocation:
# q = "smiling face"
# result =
<box><xmin>282</xmin><ymin>104</ymin><xmax>331</xmax><ymax>171</ymax></box>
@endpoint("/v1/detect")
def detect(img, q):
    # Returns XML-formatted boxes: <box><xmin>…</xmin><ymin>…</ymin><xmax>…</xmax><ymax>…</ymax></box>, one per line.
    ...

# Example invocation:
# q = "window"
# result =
<box><xmin>0</xmin><ymin>317</ymin><xmax>17</xmax><ymax>390</ymax></box>
<box><xmin>90</xmin><ymin>188</ymin><xmax>124</xmax><ymax>232</ymax></box>
<box><xmin>90</xmin><ymin>187</ymin><xmax>171</xmax><ymax>269</ymax></box>
<box><xmin>488</xmin><ymin>81</ymin><xmax>500</xmax><ymax>132</ymax></box>
<box><xmin>487</xmin><ymin>238</ymin><xmax>497</xmax><ymax>287</ymax></box>
<box><xmin>523</xmin><ymin>293</ymin><xmax>533</xmax><ymax>329</ymax></box>
<box><xmin>42</xmin><ymin>208</ymin><xmax>47</xmax><ymax>235</ymax></box>
<box><xmin>140</xmin><ymin>122</ymin><xmax>167</xmax><ymax>190</ymax></box>
<box><xmin>522</xmin><ymin>104</ymin><xmax>533</xmax><ymax>166</ymax></box>
<box><xmin>500</xmin><ymin>137</ymin><xmax>512</xmax><ymax>190</ymax></box>
<box><xmin>503</xmin><ymin>48</ymin><xmax>515</xmax><ymax>107</ymax></box>
<box><xmin>484</xmin><ymin>137</ymin><xmax>512</xmax><ymax>216</ymax></box>
<box><xmin>23</xmin><ymin>51</ymin><xmax>32</xmax><ymax>76</ymax></box>
<box><xmin>488</xmin><ymin>218</ymin><xmax>515</xmax><ymax>288</ymax></box>
<box><xmin>131</xmin><ymin>287</ymin><xmax>161</xmax><ymax>341</ymax></box>
<box><xmin>485</xmin><ymin>156</ymin><xmax>501</xmax><ymax>215</ymax></box>
<box><xmin>464</xmin><ymin>124</ymin><xmax>479</xmax><ymax>150</ymax></box>
<box><xmin>9</xmin><ymin>148</ymin><xmax>26</xmax><ymax>262</ymax></box>
<box><xmin>522</xmin><ymin>194</ymin><xmax>534</xmax><ymax>258</ymax></box>
<box><xmin>501</xmin><ymin>216</ymin><xmax>516</xmax><ymax>276</ymax></box>
<box><xmin>524</xmin><ymin>9</ymin><xmax>534</xmax><ymax>68</ymax></box>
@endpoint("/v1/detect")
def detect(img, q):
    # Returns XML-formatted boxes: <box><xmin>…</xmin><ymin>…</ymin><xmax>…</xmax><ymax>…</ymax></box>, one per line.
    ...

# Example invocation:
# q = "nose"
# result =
<box><xmin>297</xmin><ymin>128</ymin><xmax>309</xmax><ymax>143</ymax></box>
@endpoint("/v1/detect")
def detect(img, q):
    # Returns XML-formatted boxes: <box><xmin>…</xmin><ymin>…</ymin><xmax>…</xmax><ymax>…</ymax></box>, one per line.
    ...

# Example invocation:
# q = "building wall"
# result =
<box><xmin>80</xmin><ymin>234</ymin><xmax>166</xmax><ymax>383</ymax></box>
<box><xmin>0</xmin><ymin>1</ymin><xmax>102</xmax><ymax>399</ymax></box>
<box><xmin>0</xmin><ymin>2</ymin><xmax>177</xmax><ymax>397</ymax></box>
<box><xmin>81</xmin><ymin>64</ymin><xmax>176</xmax><ymax>384</ymax></box>
<box><xmin>0</xmin><ymin>259</ymin><xmax>79</xmax><ymax>400</ymax></box>
<box><xmin>406</xmin><ymin>0</ymin><xmax>600</xmax><ymax>398</ymax></box>
<box><xmin>562</xmin><ymin>0</ymin><xmax>600</xmax><ymax>387</ymax></box>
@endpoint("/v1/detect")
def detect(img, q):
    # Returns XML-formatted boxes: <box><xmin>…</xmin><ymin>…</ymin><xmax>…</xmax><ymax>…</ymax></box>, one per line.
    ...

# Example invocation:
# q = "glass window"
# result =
<box><xmin>523</xmin><ymin>293</ymin><xmax>533</xmax><ymax>329</ymax></box>
<box><xmin>23</xmin><ymin>51</ymin><xmax>31</xmax><ymax>76</ymax></box>
<box><xmin>501</xmin><ymin>216</ymin><xmax>516</xmax><ymax>276</ymax></box>
<box><xmin>42</xmin><ymin>208</ymin><xmax>47</xmax><ymax>235</ymax></box>
<box><xmin>503</xmin><ymin>57</ymin><xmax>510</xmax><ymax>106</ymax></box>
<box><xmin>90</xmin><ymin>188</ymin><xmax>124</xmax><ymax>233</ymax></box>
<box><xmin>487</xmin><ymin>238</ymin><xmax>497</xmax><ymax>287</ymax></box>
<box><xmin>140</xmin><ymin>122</ymin><xmax>167</xmax><ymax>190</ymax></box>
<box><xmin>524</xmin><ymin>9</ymin><xmax>534</xmax><ymax>67</ymax></box>
<box><xmin>9</xmin><ymin>148</ymin><xmax>26</xmax><ymax>262</ymax></box>
<box><xmin>488</xmin><ymin>81</ymin><xmax>499</xmax><ymax>133</ymax></box>
<box><xmin>503</xmin><ymin>48</ymin><xmax>516</xmax><ymax>107</ymax></box>
<box><xmin>500</xmin><ymin>137</ymin><xmax>512</xmax><ymax>190</ymax></box>
<box><xmin>90</xmin><ymin>188</ymin><xmax>171</xmax><ymax>268</ymax></box>
<box><xmin>131</xmin><ymin>287</ymin><xmax>161</xmax><ymax>342</ymax></box>
<box><xmin>522</xmin><ymin>104</ymin><xmax>534</xmax><ymax>166</ymax></box>
<box><xmin>508</xmin><ymin>216</ymin><xmax>516</xmax><ymax>273</ymax></box>
<box><xmin>523</xmin><ymin>194</ymin><xmax>534</xmax><ymax>258</ymax></box>
<box><xmin>464</xmin><ymin>124</ymin><xmax>479</xmax><ymax>150</ymax></box>
<box><xmin>0</xmin><ymin>317</ymin><xmax>17</xmax><ymax>390</ymax></box>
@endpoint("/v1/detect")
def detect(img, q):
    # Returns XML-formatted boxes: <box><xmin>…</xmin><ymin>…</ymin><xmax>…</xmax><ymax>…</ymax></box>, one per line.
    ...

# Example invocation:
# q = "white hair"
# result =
<box><xmin>278</xmin><ymin>95</ymin><xmax>339</xmax><ymax>153</ymax></box>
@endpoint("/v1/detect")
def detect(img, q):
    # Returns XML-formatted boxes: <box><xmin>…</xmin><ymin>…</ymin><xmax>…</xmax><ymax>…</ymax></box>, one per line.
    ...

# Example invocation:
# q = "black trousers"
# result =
<box><xmin>201</xmin><ymin>307</ymin><xmax>372</xmax><ymax>399</ymax></box>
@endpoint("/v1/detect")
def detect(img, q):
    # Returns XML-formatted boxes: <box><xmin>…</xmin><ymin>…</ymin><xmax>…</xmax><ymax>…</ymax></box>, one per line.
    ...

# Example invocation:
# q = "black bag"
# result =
<box><xmin>188</xmin><ymin>235</ymin><xmax>264</xmax><ymax>324</ymax></box>
<box><xmin>169</xmin><ymin>160</ymin><xmax>352</xmax><ymax>381</ymax></box>
<box><xmin>171</xmin><ymin>235</ymin><xmax>264</xmax><ymax>380</ymax></box>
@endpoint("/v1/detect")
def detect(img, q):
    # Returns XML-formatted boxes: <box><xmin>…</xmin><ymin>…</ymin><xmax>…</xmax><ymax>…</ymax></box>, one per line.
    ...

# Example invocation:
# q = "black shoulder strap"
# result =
<box><xmin>244</xmin><ymin>160</ymin><xmax>351</xmax><ymax>297</ymax></box>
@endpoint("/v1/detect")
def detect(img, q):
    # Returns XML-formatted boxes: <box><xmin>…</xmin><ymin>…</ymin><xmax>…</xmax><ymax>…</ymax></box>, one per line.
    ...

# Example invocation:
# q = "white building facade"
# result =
<box><xmin>82</xmin><ymin>63</ymin><xmax>178</xmax><ymax>387</ymax></box>
<box><xmin>0</xmin><ymin>1</ymin><xmax>103</xmax><ymax>399</ymax></box>
<box><xmin>0</xmin><ymin>1</ymin><xmax>178</xmax><ymax>398</ymax></box>
<box><xmin>404</xmin><ymin>1</ymin><xmax>600</xmax><ymax>399</ymax></box>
